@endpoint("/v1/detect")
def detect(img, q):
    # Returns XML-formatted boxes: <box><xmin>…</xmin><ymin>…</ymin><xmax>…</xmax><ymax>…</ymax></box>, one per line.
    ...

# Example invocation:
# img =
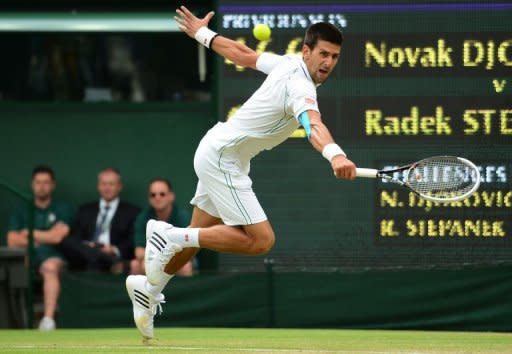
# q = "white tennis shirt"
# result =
<box><xmin>207</xmin><ymin>53</ymin><xmax>320</xmax><ymax>165</ymax></box>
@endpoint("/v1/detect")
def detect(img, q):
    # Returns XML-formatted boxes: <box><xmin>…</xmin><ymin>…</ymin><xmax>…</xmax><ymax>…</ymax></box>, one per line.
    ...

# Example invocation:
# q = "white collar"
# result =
<box><xmin>100</xmin><ymin>198</ymin><xmax>119</xmax><ymax>210</ymax></box>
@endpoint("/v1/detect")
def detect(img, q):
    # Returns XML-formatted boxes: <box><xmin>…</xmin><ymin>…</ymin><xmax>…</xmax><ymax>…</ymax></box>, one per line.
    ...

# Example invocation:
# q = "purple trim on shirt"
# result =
<box><xmin>219</xmin><ymin>3</ymin><xmax>512</xmax><ymax>13</ymax></box>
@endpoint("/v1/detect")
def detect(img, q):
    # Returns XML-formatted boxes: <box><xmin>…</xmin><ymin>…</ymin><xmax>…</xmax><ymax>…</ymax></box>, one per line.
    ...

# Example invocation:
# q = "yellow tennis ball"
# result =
<box><xmin>253</xmin><ymin>23</ymin><xmax>271</xmax><ymax>41</ymax></box>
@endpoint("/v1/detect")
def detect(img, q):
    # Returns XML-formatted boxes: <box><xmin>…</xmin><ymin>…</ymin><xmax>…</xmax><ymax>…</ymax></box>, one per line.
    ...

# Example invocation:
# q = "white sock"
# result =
<box><xmin>169</xmin><ymin>227</ymin><xmax>200</xmax><ymax>248</ymax></box>
<box><xmin>145</xmin><ymin>273</ymin><xmax>173</xmax><ymax>296</ymax></box>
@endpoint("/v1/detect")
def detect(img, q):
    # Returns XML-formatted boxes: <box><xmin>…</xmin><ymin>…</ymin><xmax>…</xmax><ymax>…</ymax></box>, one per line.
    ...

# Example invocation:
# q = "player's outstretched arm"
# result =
<box><xmin>175</xmin><ymin>6</ymin><xmax>259</xmax><ymax>69</ymax></box>
<box><xmin>303</xmin><ymin>110</ymin><xmax>356</xmax><ymax>180</ymax></box>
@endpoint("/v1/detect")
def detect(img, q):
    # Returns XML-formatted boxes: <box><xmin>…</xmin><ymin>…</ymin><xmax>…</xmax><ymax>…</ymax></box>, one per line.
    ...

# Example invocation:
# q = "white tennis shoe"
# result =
<box><xmin>126</xmin><ymin>275</ymin><xmax>165</xmax><ymax>341</ymax></box>
<box><xmin>38</xmin><ymin>316</ymin><xmax>56</xmax><ymax>331</ymax></box>
<box><xmin>145</xmin><ymin>219</ymin><xmax>182</xmax><ymax>285</ymax></box>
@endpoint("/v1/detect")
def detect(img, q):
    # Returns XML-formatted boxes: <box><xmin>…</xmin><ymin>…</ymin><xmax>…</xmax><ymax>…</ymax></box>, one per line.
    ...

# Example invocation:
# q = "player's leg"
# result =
<box><xmin>126</xmin><ymin>206</ymin><xmax>222</xmax><ymax>341</ymax></box>
<box><xmin>144</xmin><ymin>206</ymin><xmax>222</xmax><ymax>294</ymax></box>
<box><xmin>196</xmin><ymin>220</ymin><xmax>275</xmax><ymax>255</ymax></box>
<box><xmin>163</xmin><ymin>206</ymin><xmax>221</xmax><ymax>274</ymax></box>
<box><xmin>146</xmin><ymin>215</ymin><xmax>275</xmax><ymax>288</ymax></box>
<box><xmin>174</xmin><ymin>262</ymin><xmax>193</xmax><ymax>276</ymax></box>
<box><xmin>146</xmin><ymin>167</ymin><xmax>275</xmax><ymax>286</ymax></box>
<box><xmin>152</xmin><ymin>171</ymin><xmax>274</xmax><ymax>256</ymax></box>
<box><xmin>148</xmin><ymin>220</ymin><xmax>274</xmax><ymax>271</ymax></box>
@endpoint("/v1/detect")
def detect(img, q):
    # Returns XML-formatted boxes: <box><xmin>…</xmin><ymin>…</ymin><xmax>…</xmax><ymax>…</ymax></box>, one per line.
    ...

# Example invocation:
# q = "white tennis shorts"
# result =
<box><xmin>190</xmin><ymin>131</ymin><xmax>267</xmax><ymax>226</ymax></box>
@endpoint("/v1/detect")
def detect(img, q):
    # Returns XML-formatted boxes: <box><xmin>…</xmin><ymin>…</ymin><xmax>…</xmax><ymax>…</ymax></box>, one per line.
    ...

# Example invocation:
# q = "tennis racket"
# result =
<box><xmin>356</xmin><ymin>156</ymin><xmax>481</xmax><ymax>203</ymax></box>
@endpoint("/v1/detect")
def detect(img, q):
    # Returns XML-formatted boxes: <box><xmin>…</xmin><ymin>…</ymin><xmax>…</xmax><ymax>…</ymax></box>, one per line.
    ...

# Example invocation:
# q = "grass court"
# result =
<box><xmin>1</xmin><ymin>327</ymin><xmax>511</xmax><ymax>353</ymax></box>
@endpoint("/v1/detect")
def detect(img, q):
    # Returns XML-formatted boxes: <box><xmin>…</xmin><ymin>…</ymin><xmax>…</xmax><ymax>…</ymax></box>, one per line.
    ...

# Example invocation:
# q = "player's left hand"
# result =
<box><xmin>332</xmin><ymin>155</ymin><xmax>356</xmax><ymax>180</ymax></box>
<box><xmin>175</xmin><ymin>6</ymin><xmax>215</xmax><ymax>38</ymax></box>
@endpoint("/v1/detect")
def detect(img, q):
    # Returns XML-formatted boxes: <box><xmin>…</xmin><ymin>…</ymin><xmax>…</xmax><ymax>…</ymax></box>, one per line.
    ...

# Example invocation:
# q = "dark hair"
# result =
<box><xmin>32</xmin><ymin>165</ymin><xmax>55</xmax><ymax>181</ymax></box>
<box><xmin>149</xmin><ymin>177</ymin><xmax>173</xmax><ymax>192</ymax></box>
<box><xmin>304</xmin><ymin>22</ymin><xmax>343</xmax><ymax>50</ymax></box>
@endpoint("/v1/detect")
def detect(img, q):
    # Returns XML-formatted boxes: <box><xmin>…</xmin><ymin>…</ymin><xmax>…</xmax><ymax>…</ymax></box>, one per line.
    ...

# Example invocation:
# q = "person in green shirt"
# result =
<box><xmin>6</xmin><ymin>165</ymin><xmax>72</xmax><ymax>331</ymax></box>
<box><xmin>130</xmin><ymin>178</ymin><xmax>192</xmax><ymax>276</ymax></box>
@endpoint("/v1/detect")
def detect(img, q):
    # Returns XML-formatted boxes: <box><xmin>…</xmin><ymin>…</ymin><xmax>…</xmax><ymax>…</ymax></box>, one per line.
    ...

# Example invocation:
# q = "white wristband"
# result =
<box><xmin>322</xmin><ymin>143</ymin><xmax>346</xmax><ymax>162</ymax></box>
<box><xmin>195</xmin><ymin>26</ymin><xmax>219</xmax><ymax>48</ymax></box>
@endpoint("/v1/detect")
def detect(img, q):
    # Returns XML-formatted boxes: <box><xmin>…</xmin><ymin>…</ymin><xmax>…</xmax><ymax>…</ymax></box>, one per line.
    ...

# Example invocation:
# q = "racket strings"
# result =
<box><xmin>407</xmin><ymin>156</ymin><xmax>479</xmax><ymax>200</ymax></box>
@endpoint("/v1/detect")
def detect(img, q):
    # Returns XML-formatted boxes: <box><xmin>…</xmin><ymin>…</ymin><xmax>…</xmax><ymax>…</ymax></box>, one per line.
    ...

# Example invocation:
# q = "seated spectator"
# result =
<box><xmin>70</xmin><ymin>167</ymin><xmax>139</xmax><ymax>273</ymax></box>
<box><xmin>6</xmin><ymin>165</ymin><xmax>72</xmax><ymax>331</ymax></box>
<box><xmin>130</xmin><ymin>177</ymin><xmax>193</xmax><ymax>276</ymax></box>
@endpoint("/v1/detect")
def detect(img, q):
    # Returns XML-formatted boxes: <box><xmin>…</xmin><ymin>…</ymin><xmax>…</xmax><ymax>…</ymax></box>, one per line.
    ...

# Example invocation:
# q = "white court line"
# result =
<box><xmin>4</xmin><ymin>345</ymin><xmax>421</xmax><ymax>354</ymax></box>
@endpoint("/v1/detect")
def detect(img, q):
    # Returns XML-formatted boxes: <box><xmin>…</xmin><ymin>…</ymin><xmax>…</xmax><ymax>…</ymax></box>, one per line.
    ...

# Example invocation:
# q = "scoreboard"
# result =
<box><xmin>216</xmin><ymin>1</ymin><xmax>512</xmax><ymax>270</ymax></box>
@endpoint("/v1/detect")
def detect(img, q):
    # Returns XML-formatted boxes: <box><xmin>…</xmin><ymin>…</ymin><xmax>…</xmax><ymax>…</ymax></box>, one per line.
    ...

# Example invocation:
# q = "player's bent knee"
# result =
<box><xmin>244</xmin><ymin>221</ymin><xmax>275</xmax><ymax>255</ymax></box>
<box><xmin>251</xmin><ymin>232</ymin><xmax>275</xmax><ymax>255</ymax></box>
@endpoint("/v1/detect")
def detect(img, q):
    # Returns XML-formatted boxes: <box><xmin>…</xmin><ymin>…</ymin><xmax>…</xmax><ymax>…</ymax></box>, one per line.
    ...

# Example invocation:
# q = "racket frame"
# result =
<box><xmin>356</xmin><ymin>156</ymin><xmax>481</xmax><ymax>203</ymax></box>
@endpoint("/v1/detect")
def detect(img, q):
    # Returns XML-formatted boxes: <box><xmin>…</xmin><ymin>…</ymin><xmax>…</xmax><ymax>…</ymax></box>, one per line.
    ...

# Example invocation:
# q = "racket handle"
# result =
<box><xmin>356</xmin><ymin>168</ymin><xmax>379</xmax><ymax>178</ymax></box>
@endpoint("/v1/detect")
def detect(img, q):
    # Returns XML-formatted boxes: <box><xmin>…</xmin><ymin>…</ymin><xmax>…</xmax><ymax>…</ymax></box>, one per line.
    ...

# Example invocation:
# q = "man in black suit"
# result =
<box><xmin>69</xmin><ymin>167</ymin><xmax>140</xmax><ymax>273</ymax></box>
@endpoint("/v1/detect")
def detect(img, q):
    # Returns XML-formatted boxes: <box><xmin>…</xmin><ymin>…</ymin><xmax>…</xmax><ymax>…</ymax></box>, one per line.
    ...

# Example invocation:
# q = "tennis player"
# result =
<box><xmin>126</xmin><ymin>5</ymin><xmax>356</xmax><ymax>340</ymax></box>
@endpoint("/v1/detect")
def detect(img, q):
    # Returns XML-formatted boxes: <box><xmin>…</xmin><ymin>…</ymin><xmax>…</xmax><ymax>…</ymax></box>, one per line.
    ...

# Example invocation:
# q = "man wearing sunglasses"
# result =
<box><xmin>130</xmin><ymin>178</ymin><xmax>192</xmax><ymax>276</ymax></box>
